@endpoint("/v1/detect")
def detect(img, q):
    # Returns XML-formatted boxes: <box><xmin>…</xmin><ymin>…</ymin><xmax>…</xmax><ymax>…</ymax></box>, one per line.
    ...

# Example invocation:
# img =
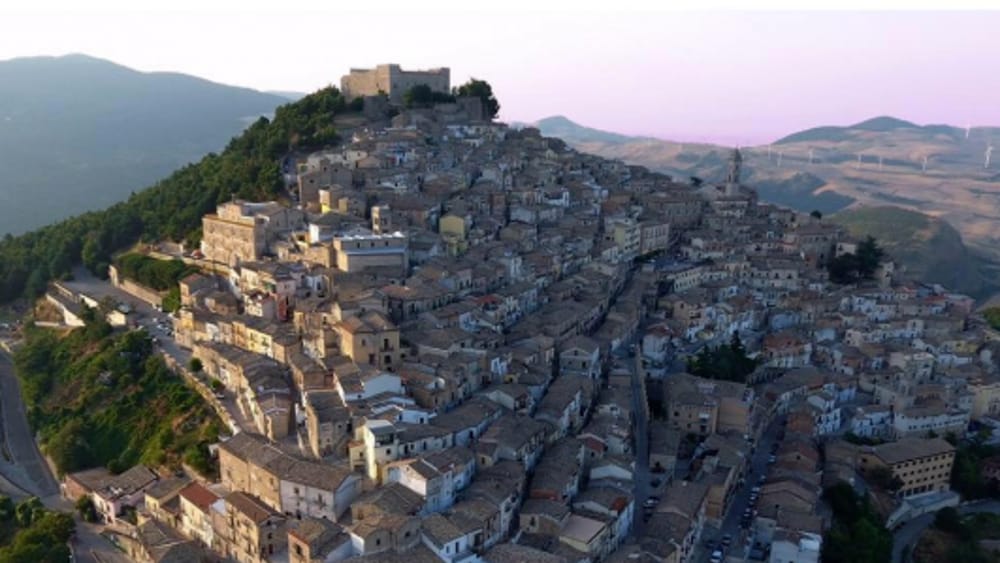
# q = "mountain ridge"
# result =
<box><xmin>0</xmin><ymin>54</ymin><xmax>289</xmax><ymax>236</ymax></box>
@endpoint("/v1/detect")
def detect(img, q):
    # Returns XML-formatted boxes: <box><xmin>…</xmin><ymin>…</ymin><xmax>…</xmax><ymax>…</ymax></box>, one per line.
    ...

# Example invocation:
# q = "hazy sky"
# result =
<box><xmin>3</xmin><ymin>3</ymin><xmax>999</xmax><ymax>144</ymax></box>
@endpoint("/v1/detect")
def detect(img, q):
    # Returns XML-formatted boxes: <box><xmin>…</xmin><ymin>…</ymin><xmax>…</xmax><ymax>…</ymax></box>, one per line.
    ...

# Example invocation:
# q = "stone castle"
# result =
<box><xmin>340</xmin><ymin>64</ymin><xmax>450</xmax><ymax>104</ymax></box>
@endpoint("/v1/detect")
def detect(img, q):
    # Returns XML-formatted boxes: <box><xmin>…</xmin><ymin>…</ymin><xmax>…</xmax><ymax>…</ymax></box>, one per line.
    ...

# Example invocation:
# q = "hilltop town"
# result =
<box><xmin>30</xmin><ymin>64</ymin><xmax>1000</xmax><ymax>563</ymax></box>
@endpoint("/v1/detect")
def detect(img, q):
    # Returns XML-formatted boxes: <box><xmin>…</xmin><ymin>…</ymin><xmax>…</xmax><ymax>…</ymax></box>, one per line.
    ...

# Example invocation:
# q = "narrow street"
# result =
<box><xmin>630</xmin><ymin>346</ymin><xmax>651</xmax><ymax>538</ymax></box>
<box><xmin>695</xmin><ymin>416</ymin><xmax>783</xmax><ymax>562</ymax></box>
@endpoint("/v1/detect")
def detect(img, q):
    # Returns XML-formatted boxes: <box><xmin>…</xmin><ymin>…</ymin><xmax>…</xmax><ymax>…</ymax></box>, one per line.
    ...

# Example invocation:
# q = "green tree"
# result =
<box><xmin>188</xmin><ymin>358</ymin><xmax>203</xmax><ymax>373</ymax></box>
<box><xmin>14</xmin><ymin>497</ymin><xmax>44</xmax><ymax>528</ymax></box>
<box><xmin>404</xmin><ymin>84</ymin><xmax>433</xmax><ymax>108</ymax></box>
<box><xmin>74</xmin><ymin>496</ymin><xmax>97</xmax><ymax>523</ymax></box>
<box><xmin>856</xmin><ymin>236</ymin><xmax>885</xmax><ymax>279</ymax></box>
<box><xmin>810</xmin><ymin>210</ymin><xmax>823</xmax><ymax>220</ymax></box>
<box><xmin>454</xmin><ymin>78</ymin><xmax>500</xmax><ymax>119</ymax></box>
<box><xmin>982</xmin><ymin>307</ymin><xmax>1000</xmax><ymax>330</ymax></box>
<box><xmin>687</xmin><ymin>333</ymin><xmax>759</xmax><ymax>383</ymax></box>
<box><xmin>934</xmin><ymin>506</ymin><xmax>964</xmax><ymax>535</ymax></box>
<box><xmin>161</xmin><ymin>287</ymin><xmax>181</xmax><ymax>313</ymax></box>
<box><xmin>868</xmin><ymin>466</ymin><xmax>904</xmax><ymax>492</ymax></box>
<box><xmin>0</xmin><ymin>510</ymin><xmax>74</xmax><ymax>563</ymax></box>
<box><xmin>45</xmin><ymin>419</ymin><xmax>94</xmax><ymax>475</ymax></box>
<box><xmin>827</xmin><ymin>252</ymin><xmax>860</xmax><ymax>284</ymax></box>
<box><xmin>0</xmin><ymin>495</ymin><xmax>13</xmax><ymax>521</ymax></box>
<box><xmin>822</xmin><ymin>483</ymin><xmax>893</xmax><ymax>563</ymax></box>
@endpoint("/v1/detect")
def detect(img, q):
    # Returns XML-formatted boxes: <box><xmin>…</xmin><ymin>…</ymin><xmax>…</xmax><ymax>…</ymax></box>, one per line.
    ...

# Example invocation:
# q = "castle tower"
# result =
<box><xmin>725</xmin><ymin>148</ymin><xmax>743</xmax><ymax>196</ymax></box>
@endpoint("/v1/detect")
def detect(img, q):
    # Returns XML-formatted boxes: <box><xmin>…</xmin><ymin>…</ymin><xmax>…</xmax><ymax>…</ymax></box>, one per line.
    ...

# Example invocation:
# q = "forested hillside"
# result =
<box><xmin>0</xmin><ymin>86</ymin><xmax>353</xmax><ymax>304</ymax></box>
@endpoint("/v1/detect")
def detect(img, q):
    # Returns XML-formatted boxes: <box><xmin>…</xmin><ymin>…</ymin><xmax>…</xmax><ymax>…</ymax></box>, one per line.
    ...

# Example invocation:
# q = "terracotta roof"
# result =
<box><xmin>178</xmin><ymin>482</ymin><xmax>219</xmax><ymax>513</ymax></box>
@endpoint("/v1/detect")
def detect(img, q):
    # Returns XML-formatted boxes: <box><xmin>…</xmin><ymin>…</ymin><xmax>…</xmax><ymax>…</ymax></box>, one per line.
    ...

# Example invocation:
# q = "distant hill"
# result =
<box><xmin>267</xmin><ymin>90</ymin><xmax>308</xmax><ymax>101</ymax></box>
<box><xmin>776</xmin><ymin>115</ymin><xmax>935</xmax><ymax>144</ymax></box>
<box><xmin>524</xmin><ymin>115</ymin><xmax>648</xmax><ymax>145</ymax></box>
<box><xmin>831</xmin><ymin>206</ymin><xmax>998</xmax><ymax>299</ymax></box>
<box><xmin>0</xmin><ymin>54</ymin><xmax>289</xmax><ymax>235</ymax></box>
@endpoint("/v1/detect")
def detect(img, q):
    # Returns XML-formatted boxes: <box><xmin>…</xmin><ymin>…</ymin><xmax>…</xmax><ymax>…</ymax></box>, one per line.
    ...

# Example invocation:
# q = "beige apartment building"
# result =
<box><xmin>335</xmin><ymin>311</ymin><xmax>401</xmax><ymax>369</ymax></box>
<box><xmin>859</xmin><ymin>437</ymin><xmax>956</xmax><ymax>498</ymax></box>
<box><xmin>340</xmin><ymin>64</ymin><xmax>450</xmax><ymax>104</ymax></box>
<box><xmin>201</xmin><ymin>201</ymin><xmax>301</xmax><ymax>266</ymax></box>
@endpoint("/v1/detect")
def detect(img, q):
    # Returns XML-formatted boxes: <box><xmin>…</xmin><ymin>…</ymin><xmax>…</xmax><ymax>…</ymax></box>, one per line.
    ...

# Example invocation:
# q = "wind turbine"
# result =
<box><xmin>986</xmin><ymin>146</ymin><xmax>994</xmax><ymax>169</ymax></box>
<box><xmin>966</xmin><ymin>123</ymin><xmax>972</xmax><ymax>140</ymax></box>
<box><xmin>777</xmin><ymin>151</ymin><xmax>783</xmax><ymax>168</ymax></box>
<box><xmin>922</xmin><ymin>155</ymin><xmax>929</xmax><ymax>174</ymax></box>
<box><xmin>856</xmin><ymin>153</ymin><xmax>863</xmax><ymax>170</ymax></box>
<box><xmin>767</xmin><ymin>144</ymin><xmax>772</xmax><ymax>161</ymax></box>
<box><xmin>808</xmin><ymin>148</ymin><xmax>815</xmax><ymax>165</ymax></box>
<box><xmin>878</xmin><ymin>155</ymin><xmax>883</xmax><ymax>171</ymax></box>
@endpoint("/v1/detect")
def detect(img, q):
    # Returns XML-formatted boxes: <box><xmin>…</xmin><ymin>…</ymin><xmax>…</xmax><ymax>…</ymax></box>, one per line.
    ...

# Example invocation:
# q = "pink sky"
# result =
<box><xmin>3</xmin><ymin>9</ymin><xmax>999</xmax><ymax>144</ymax></box>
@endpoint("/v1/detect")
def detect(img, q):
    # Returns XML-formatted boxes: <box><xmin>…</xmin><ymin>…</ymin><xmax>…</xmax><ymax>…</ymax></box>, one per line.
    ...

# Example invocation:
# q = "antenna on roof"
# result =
<box><xmin>986</xmin><ymin>146</ymin><xmax>995</xmax><ymax>169</ymax></box>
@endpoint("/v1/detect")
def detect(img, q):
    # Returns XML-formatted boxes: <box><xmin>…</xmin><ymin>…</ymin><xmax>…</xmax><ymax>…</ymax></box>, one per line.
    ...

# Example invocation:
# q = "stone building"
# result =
<box><xmin>340</xmin><ymin>64</ymin><xmax>450</xmax><ymax>104</ymax></box>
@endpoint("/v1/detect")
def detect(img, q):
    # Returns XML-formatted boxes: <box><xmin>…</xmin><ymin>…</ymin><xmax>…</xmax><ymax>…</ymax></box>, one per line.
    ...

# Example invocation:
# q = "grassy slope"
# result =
<box><xmin>831</xmin><ymin>206</ymin><xmax>997</xmax><ymax>299</ymax></box>
<box><xmin>14</xmin><ymin>321</ymin><xmax>221</xmax><ymax>476</ymax></box>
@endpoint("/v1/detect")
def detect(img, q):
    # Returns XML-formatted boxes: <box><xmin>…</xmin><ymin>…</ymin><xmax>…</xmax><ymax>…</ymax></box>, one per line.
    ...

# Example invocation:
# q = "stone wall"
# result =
<box><xmin>109</xmin><ymin>265</ymin><xmax>163</xmax><ymax>308</ymax></box>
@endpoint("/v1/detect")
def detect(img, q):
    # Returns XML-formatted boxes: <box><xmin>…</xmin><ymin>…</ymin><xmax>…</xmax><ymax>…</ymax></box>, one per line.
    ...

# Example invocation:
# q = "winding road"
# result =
<box><xmin>0</xmin><ymin>350</ymin><xmax>59</xmax><ymax>500</ymax></box>
<box><xmin>892</xmin><ymin>499</ymin><xmax>1000</xmax><ymax>563</ymax></box>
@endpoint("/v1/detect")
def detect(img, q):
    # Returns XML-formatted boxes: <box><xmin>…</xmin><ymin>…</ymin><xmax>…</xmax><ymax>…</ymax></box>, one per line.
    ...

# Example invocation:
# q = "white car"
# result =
<box><xmin>710</xmin><ymin>550</ymin><xmax>724</xmax><ymax>563</ymax></box>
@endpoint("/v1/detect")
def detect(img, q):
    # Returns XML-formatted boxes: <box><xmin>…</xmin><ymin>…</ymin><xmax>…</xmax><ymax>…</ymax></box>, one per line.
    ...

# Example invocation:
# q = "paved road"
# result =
<box><xmin>0</xmin><ymin>351</ymin><xmax>59</xmax><ymax>499</ymax></box>
<box><xmin>631</xmin><ymin>347</ymin><xmax>651</xmax><ymax>538</ymax></box>
<box><xmin>62</xmin><ymin>268</ymin><xmax>190</xmax><ymax>363</ymax></box>
<box><xmin>695</xmin><ymin>417</ymin><xmax>783</xmax><ymax>562</ymax></box>
<box><xmin>70</xmin><ymin>521</ymin><xmax>132</xmax><ymax>563</ymax></box>
<box><xmin>892</xmin><ymin>499</ymin><xmax>1000</xmax><ymax>563</ymax></box>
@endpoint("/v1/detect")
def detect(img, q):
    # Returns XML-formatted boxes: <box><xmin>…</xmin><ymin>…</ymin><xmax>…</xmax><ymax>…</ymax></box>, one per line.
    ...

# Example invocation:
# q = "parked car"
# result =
<box><xmin>721</xmin><ymin>534</ymin><xmax>733</xmax><ymax>547</ymax></box>
<box><xmin>710</xmin><ymin>550</ymin><xmax>724</xmax><ymax>563</ymax></box>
